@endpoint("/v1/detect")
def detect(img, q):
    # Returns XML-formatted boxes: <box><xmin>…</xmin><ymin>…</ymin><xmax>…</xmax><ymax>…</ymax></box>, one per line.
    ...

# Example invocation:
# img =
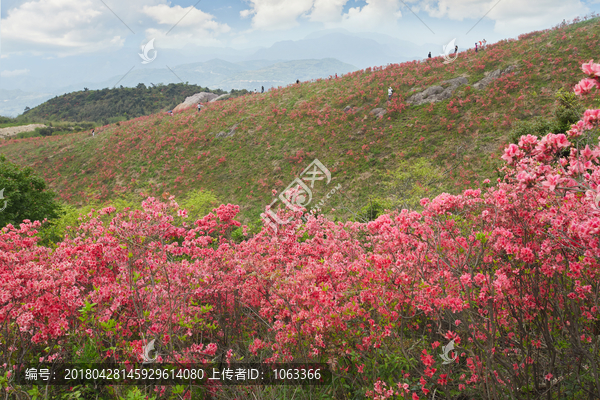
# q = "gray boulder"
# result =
<box><xmin>370</xmin><ymin>108</ymin><xmax>388</xmax><ymax>118</ymax></box>
<box><xmin>215</xmin><ymin>119</ymin><xmax>245</xmax><ymax>138</ymax></box>
<box><xmin>473</xmin><ymin>65</ymin><xmax>519</xmax><ymax>90</ymax></box>
<box><xmin>210</xmin><ymin>94</ymin><xmax>230</xmax><ymax>102</ymax></box>
<box><xmin>173</xmin><ymin>92</ymin><xmax>219</xmax><ymax>112</ymax></box>
<box><xmin>406</xmin><ymin>77</ymin><xmax>467</xmax><ymax>105</ymax></box>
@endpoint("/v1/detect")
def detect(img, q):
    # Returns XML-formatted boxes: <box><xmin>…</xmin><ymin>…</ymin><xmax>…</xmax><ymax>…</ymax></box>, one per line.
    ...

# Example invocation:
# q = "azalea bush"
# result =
<box><xmin>1</xmin><ymin>62</ymin><xmax>600</xmax><ymax>400</ymax></box>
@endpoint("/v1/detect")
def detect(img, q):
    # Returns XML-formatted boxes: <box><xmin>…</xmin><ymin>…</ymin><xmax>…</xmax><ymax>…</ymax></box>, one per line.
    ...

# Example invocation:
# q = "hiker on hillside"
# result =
<box><xmin>428</xmin><ymin>51</ymin><xmax>432</xmax><ymax>59</ymax></box>
<box><xmin>296</xmin><ymin>79</ymin><xmax>300</xmax><ymax>84</ymax></box>
<box><xmin>261</xmin><ymin>86</ymin><xmax>264</xmax><ymax>93</ymax></box>
<box><xmin>388</xmin><ymin>87</ymin><xmax>393</xmax><ymax>101</ymax></box>
<box><xmin>197</xmin><ymin>103</ymin><xmax>201</xmax><ymax>112</ymax></box>
<box><xmin>91</xmin><ymin>129</ymin><xmax>95</xmax><ymax>137</ymax></box>
<box><xmin>475</xmin><ymin>43</ymin><xmax>478</xmax><ymax>53</ymax></box>
<box><xmin>454</xmin><ymin>45</ymin><xmax>458</xmax><ymax>54</ymax></box>
<box><xmin>483</xmin><ymin>39</ymin><xmax>487</xmax><ymax>49</ymax></box>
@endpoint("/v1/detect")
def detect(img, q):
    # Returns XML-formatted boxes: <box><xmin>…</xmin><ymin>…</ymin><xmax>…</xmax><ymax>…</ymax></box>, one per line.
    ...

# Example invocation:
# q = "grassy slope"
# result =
<box><xmin>1</xmin><ymin>18</ymin><xmax>599</xmax><ymax>226</ymax></box>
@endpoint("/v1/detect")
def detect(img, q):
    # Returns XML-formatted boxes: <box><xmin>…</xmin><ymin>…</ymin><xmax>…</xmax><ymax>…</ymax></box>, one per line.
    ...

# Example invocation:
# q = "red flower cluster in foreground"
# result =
<box><xmin>1</xmin><ymin>62</ymin><xmax>600</xmax><ymax>399</ymax></box>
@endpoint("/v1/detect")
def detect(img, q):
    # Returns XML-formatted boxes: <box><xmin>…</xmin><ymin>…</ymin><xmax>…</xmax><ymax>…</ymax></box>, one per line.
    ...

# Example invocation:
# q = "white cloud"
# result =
<box><xmin>341</xmin><ymin>0</ymin><xmax>403</xmax><ymax>28</ymax></box>
<box><xmin>240</xmin><ymin>0</ymin><xmax>315</xmax><ymax>30</ymax></box>
<box><xmin>1</xmin><ymin>0</ymin><xmax>132</xmax><ymax>55</ymax></box>
<box><xmin>0</xmin><ymin>0</ymin><xmax>230</xmax><ymax>55</ymax></box>
<box><xmin>409</xmin><ymin>0</ymin><xmax>588</xmax><ymax>35</ymax></box>
<box><xmin>1</xmin><ymin>69</ymin><xmax>30</xmax><ymax>77</ymax></box>
<box><xmin>240</xmin><ymin>0</ymin><xmax>404</xmax><ymax>30</ymax></box>
<box><xmin>141</xmin><ymin>4</ymin><xmax>231</xmax><ymax>48</ymax></box>
<box><xmin>309</xmin><ymin>0</ymin><xmax>349</xmax><ymax>23</ymax></box>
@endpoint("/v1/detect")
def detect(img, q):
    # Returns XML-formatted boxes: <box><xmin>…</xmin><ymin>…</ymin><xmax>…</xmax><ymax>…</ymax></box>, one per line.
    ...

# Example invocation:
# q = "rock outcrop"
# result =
<box><xmin>173</xmin><ymin>92</ymin><xmax>219</xmax><ymax>112</ymax></box>
<box><xmin>370</xmin><ymin>108</ymin><xmax>387</xmax><ymax>118</ymax></box>
<box><xmin>215</xmin><ymin>119</ymin><xmax>245</xmax><ymax>138</ymax></box>
<box><xmin>472</xmin><ymin>65</ymin><xmax>519</xmax><ymax>90</ymax></box>
<box><xmin>406</xmin><ymin>77</ymin><xmax>468</xmax><ymax>105</ymax></box>
<box><xmin>405</xmin><ymin>65</ymin><xmax>517</xmax><ymax>106</ymax></box>
<box><xmin>0</xmin><ymin>124</ymin><xmax>46</xmax><ymax>138</ymax></box>
<box><xmin>210</xmin><ymin>94</ymin><xmax>230</xmax><ymax>102</ymax></box>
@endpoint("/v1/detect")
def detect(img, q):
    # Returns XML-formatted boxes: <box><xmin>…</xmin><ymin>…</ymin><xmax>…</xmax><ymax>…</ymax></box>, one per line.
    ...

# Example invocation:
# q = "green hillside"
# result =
<box><xmin>14</xmin><ymin>83</ymin><xmax>242</xmax><ymax>125</ymax></box>
<box><xmin>1</xmin><ymin>17</ymin><xmax>599</xmax><ymax>229</ymax></box>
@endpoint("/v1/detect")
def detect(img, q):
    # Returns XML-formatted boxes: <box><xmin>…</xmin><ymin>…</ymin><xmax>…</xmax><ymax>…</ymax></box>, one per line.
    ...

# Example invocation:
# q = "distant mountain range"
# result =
<box><xmin>0</xmin><ymin>29</ymin><xmax>435</xmax><ymax>117</ymax></box>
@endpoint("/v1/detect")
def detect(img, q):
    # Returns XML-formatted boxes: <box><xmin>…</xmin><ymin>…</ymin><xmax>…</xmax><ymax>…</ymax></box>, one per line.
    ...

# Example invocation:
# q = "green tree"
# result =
<box><xmin>509</xmin><ymin>88</ymin><xmax>585</xmax><ymax>144</ymax></box>
<box><xmin>0</xmin><ymin>154</ymin><xmax>63</xmax><ymax>228</ymax></box>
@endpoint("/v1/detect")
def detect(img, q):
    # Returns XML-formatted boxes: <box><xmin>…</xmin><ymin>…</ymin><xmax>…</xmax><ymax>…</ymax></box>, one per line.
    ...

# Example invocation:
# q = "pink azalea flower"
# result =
<box><xmin>502</xmin><ymin>143</ymin><xmax>521</xmax><ymax>164</ymax></box>
<box><xmin>583</xmin><ymin>109</ymin><xmax>600</xmax><ymax>129</ymax></box>
<box><xmin>547</xmin><ymin>133</ymin><xmax>570</xmax><ymax>149</ymax></box>
<box><xmin>582</xmin><ymin>59</ymin><xmax>600</xmax><ymax>77</ymax></box>
<box><xmin>574</xmin><ymin>78</ymin><xmax>597</xmax><ymax>95</ymax></box>
<box><xmin>542</xmin><ymin>174</ymin><xmax>560</xmax><ymax>191</ymax></box>
<box><xmin>567</xmin><ymin>120</ymin><xmax>586</xmax><ymax>137</ymax></box>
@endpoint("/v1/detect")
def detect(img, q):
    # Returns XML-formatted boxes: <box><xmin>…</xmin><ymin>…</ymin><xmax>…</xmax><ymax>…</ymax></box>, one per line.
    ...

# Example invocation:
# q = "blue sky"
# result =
<box><xmin>1</xmin><ymin>0</ymin><xmax>599</xmax><ymax>87</ymax></box>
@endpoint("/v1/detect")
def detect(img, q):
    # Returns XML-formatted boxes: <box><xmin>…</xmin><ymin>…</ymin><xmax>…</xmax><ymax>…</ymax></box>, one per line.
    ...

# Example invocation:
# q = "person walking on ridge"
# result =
<box><xmin>197</xmin><ymin>103</ymin><xmax>202</xmax><ymax>112</ymax></box>
<box><xmin>388</xmin><ymin>87</ymin><xmax>393</xmax><ymax>103</ymax></box>
<box><xmin>454</xmin><ymin>45</ymin><xmax>458</xmax><ymax>54</ymax></box>
<box><xmin>475</xmin><ymin>42</ymin><xmax>478</xmax><ymax>53</ymax></box>
<box><xmin>91</xmin><ymin>129</ymin><xmax>95</xmax><ymax>137</ymax></box>
<box><xmin>261</xmin><ymin>86</ymin><xmax>264</xmax><ymax>93</ymax></box>
<box><xmin>428</xmin><ymin>51</ymin><xmax>431</xmax><ymax>59</ymax></box>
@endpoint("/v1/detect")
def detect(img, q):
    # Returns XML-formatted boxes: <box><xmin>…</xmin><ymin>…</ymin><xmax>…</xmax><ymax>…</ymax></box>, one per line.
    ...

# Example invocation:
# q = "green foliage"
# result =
<box><xmin>356</xmin><ymin>199</ymin><xmax>387</xmax><ymax>222</ymax></box>
<box><xmin>509</xmin><ymin>88</ymin><xmax>585</xmax><ymax>144</ymax></box>
<box><xmin>177</xmin><ymin>188</ymin><xmax>220</xmax><ymax>221</ymax></box>
<box><xmin>37</xmin><ymin>127</ymin><xmax>54</xmax><ymax>136</ymax></box>
<box><xmin>35</xmin><ymin>203</ymin><xmax>85</xmax><ymax>246</ymax></box>
<box><xmin>384</xmin><ymin>157</ymin><xmax>449</xmax><ymax>211</ymax></box>
<box><xmin>0</xmin><ymin>116</ymin><xmax>19</xmax><ymax>127</ymax></box>
<box><xmin>120</xmin><ymin>387</ymin><xmax>156</xmax><ymax>400</ymax></box>
<box><xmin>0</xmin><ymin>154</ymin><xmax>63</xmax><ymax>228</ymax></box>
<box><xmin>508</xmin><ymin>116</ymin><xmax>558</xmax><ymax>144</ymax></box>
<box><xmin>229</xmin><ymin>88</ymin><xmax>250</xmax><ymax>97</ymax></box>
<box><xmin>36</xmin><ymin>189</ymin><xmax>221</xmax><ymax>247</ymax></box>
<box><xmin>230</xmin><ymin>227</ymin><xmax>246</xmax><ymax>243</ymax></box>
<box><xmin>553</xmin><ymin>88</ymin><xmax>585</xmax><ymax>131</ymax></box>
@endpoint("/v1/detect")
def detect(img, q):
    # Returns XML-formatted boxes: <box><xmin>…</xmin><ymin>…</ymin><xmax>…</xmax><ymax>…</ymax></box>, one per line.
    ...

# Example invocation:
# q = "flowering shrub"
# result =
<box><xmin>2</xmin><ymin>53</ymin><xmax>600</xmax><ymax>400</ymax></box>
